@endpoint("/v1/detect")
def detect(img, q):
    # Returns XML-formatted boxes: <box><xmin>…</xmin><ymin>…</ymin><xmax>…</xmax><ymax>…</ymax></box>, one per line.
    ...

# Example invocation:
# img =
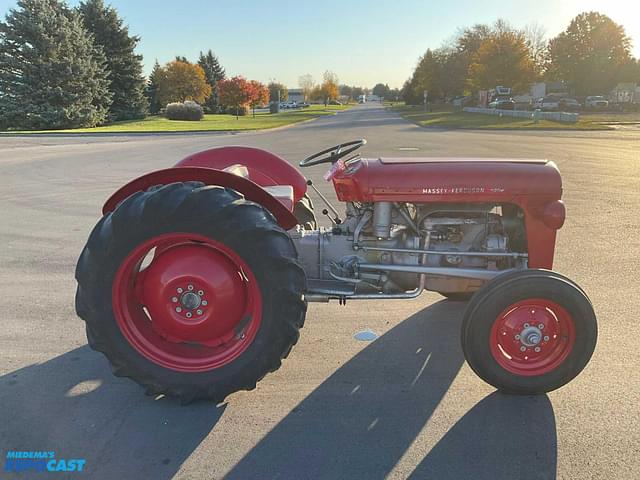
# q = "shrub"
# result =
<box><xmin>225</xmin><ymin>104</ymin><xmax>250</xmax><ymax>116</ymax></box>
<box><xmin>165</xmin><ymin>101</ymin><xmax>204</xmax><ymax>121</ymax></box>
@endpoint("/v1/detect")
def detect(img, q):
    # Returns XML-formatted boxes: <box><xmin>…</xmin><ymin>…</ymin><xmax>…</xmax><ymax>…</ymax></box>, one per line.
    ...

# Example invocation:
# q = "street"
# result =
<box><xmin>0</xmin><ymin>103</ymin><xmax>638</xmax><ymax>479</ymax></box>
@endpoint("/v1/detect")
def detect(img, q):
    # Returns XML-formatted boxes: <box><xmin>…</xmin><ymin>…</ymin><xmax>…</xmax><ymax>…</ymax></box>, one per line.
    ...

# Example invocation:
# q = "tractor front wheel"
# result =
<box><xmin>75</xmin><ymin>182</ymin><xmax>306</xmax><ymax>403</ymax></box>
<box><xmin>460</xmin><ymin>269</ymin><xmax>597</xmax><ymax>394</ymax></box>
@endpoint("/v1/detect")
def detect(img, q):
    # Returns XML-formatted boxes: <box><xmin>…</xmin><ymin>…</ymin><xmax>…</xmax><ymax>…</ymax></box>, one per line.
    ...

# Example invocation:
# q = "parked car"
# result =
<box><xmin>558</xmin><ymin>98</ymin><xmax>581</xmax><ymax>111</ymax></box>
<box><xmin>535</xmin><ymin>96</ymin><xmax>580</xmax><ymax>112</ymax></box>
<box><xmin>488</xmin><ymin>98</ymin><xmax>515</xmax><ymax>110</ymax></box>
<box><xmin>535</xmin><ymin>97</ymin><xmax>561</xmax><ymax>111</ymax></box>
<box><xmin>585</xmin><ymin>96</ymin><xmax>609</xmax><ymax>109</ymax></box>
<box><xmin>536</xmin><ymin>97</ymin><xmax>560</xmax><ymax>112</ymax></box>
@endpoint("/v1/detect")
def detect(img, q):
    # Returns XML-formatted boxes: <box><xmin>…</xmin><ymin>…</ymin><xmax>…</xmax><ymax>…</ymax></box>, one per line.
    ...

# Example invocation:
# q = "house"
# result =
<box><xmin>512</xmin><ymin>81</ymin><xmax>570</xmax><ymax>107</ymax></box>
<box><xmin>609</xmin><ymin>83</ymin><xmax>639</xmax><ymax>104</ymax></box>
<box><xmin>530</xmin><ymin>81</ymin><xmax>569</xmax><ymax>100</ymax></box>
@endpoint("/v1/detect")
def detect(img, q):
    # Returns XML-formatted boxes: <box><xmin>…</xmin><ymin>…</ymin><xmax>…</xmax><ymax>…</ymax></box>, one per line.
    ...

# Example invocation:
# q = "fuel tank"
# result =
<box><xmin>332</xmin><ymin>157</ymin><xmax>562</xmax><ymax>203</ymax></box>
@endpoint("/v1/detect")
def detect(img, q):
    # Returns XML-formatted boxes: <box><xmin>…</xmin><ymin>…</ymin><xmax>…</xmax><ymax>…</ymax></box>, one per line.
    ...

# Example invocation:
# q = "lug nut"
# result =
<box><xmin>202</xmin><ymin>300</ymin><xmax>208</xmax><ymax>306</ymax></box>
<box><xmin>188</xmin><ymin>285</ymin><xmax>194</xmax><ymax>291</ymax></box>
<box><xmin>544</xmin><ymin>335</ymin><xmax>550</xmax><ymax>341</ymax></box>
<box><xmin>196</xmin><ymin>309</ymin><xmax>203</xmax><ymax>315</ymax></box>
<box><xmin>538</xmin><ymin>323</ymin><xmax>545</xmax><ymax>329</ymax></box>
<box><xmin>171</xmin><ymin>297</ymin><xmax>178</xmax><ymax>303</ymax></box>
<box><xmin>198</xmin><ymin>290</ymin><xmax>204</xmax><ymax>296</ymax></box>
<box><xmin>186</xmin><ymin>312</ymin><xmax>192</xmax><ymax>318</ymax></box>
<box><xmin>524</xmin><ymin>323</ymin><xmax>530</xmax><ymax>328</ymax></box>
<box><xmin>515</xmin><ymin>334</ymin><xmax>521</xmax><ymax>340</ymax></box>
<box><xmin>176</xmin><ymin>307</ymin><xmax>182</xmax><ymax>313</ymax></box>
<box><xmin>177</xmin><ymin>287</ymin><xmax>183</xmax><ymax>294</ymax></box>
<box><xmin>534</xmin><ymin>347</ymin><xmax>541</xmax><ymax>352</ymax></box>
<box><xmin>520</xmin><ymin>346</ymin><xmax>526</xmax><ymax>352</ymax></box>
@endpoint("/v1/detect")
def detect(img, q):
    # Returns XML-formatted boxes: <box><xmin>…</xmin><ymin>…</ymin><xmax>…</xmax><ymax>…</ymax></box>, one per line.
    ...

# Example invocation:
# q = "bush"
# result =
<box><xmin>224</xmin><ymin>104</ymin><xmax>250</xmax><ymax>116</ymax></box>
<box><xmin>165</xmin><ymin>101</ymin><xmax>204</xmax><ymax>121</ymax></box>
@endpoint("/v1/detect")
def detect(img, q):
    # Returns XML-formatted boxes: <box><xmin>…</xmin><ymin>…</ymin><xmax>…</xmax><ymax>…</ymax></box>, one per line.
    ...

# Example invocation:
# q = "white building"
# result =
<box><xmin>288</xmin><ymin>88</ymin><xmax>305</xmax><ymax>103</ymax></box>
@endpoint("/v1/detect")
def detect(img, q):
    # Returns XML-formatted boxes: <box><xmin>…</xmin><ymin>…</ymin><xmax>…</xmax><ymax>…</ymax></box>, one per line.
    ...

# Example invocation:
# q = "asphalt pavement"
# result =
<box><xmin>0</xmin><ymin>103</ymin><xmax>638</xmax><ymax>479</ymax></box>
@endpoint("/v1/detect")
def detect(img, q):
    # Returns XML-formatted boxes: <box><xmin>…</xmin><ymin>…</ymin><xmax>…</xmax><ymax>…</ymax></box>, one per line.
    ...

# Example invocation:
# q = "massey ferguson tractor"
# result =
<box><xmin>75</xmin><ymin>140</ymin><xmax>597</xmax><ymax>403</ymax></box>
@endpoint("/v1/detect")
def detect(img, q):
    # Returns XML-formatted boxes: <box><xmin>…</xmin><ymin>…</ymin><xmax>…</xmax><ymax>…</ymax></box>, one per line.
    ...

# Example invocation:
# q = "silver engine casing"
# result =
<box><xmin>290</xmin><ymin>226</ymin><xmax>422</xmax><ymax>293</ymax></box>
<box><xmin>290</xmin><ymin>202</ymin><xmax>515</xmax><ymax>297</ymax></box>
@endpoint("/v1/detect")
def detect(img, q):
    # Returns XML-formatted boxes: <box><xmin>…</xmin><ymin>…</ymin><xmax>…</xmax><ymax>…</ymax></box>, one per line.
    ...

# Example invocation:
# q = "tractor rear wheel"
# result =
<box><xmin>75</xmin><ymin>182</ymin><xmax>306</xmax><ymax>403</ymax></box>
<box><xmin>460</xmin><ymin>269</ymin><xmax>597</xmax><ymax>394</ymax></box>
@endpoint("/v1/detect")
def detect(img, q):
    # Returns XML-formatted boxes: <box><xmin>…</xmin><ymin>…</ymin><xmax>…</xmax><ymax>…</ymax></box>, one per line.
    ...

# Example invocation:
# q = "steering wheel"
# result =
<box><xmin>299</xmin><ymin>139</ymin><xmax>366</xmax><ymax>167</ymax></box>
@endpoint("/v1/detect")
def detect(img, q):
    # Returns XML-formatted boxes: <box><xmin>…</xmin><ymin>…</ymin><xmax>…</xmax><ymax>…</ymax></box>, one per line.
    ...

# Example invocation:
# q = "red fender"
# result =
<box><xmin>175</xmin><ymin>146</ymin><xmax>307</xmax><ymax>203</ymax></box>
<box><xmin>102</xmin><ymin>167</ymin><xmax>299</xmax><ymax>230</ymax></box>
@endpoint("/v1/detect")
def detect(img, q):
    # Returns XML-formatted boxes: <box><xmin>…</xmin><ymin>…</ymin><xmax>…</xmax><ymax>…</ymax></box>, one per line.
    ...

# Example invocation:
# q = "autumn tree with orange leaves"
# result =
<box><xmin>249</xmin><ymin>80</ymin><xmax>269</xmax><ymax>117</ymax></box>
<box><xmin>219</xmin><ymin>76</ymin><xmax>270</xmax><ymax>119</ymax></box>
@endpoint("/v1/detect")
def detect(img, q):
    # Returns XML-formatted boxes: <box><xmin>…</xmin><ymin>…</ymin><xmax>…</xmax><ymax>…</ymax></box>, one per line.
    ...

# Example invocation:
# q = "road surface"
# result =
<box><xmin>0</xmin><ymin>104</ymin><xmax>638</xmax><ymax>479</ymax></box>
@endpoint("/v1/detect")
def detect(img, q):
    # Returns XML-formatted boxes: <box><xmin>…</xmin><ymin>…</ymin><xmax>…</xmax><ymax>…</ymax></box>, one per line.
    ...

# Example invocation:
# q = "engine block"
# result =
<box><xmin>291</xmin><ymin>201</ymin><xmax>521</xmax><ymax>300</ymax></box>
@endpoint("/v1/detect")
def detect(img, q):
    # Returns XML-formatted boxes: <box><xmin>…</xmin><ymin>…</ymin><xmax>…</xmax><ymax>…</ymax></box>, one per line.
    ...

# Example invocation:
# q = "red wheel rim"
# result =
<box><xmin>490</xmin><ymin>298</ymin><xmax>575</xmax><ymax>376</ymax></box>
<box><xmin>112</xmin><ymin>233</ymin><xmax>262</xmax><ymax>372</ymax></box>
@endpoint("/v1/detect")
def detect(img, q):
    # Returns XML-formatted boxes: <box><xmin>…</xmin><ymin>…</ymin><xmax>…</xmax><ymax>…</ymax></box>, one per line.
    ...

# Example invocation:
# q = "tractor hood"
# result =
<box><xmin>332</xmin><ymin>157</ymin><xmax>562</xmax><ymax>203</ymax></box>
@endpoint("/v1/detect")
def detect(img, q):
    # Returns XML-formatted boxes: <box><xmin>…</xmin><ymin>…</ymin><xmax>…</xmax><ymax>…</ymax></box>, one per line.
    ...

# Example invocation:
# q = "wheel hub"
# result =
<box><xmin>519</xmin><ymin>325</ymin><xmax>542</xmax><ymax>347</ymax></box>
<box><xmin>141</xmin><ymin>243</ymin><xmax>247</xmax><ymax>345</ymax></box>
<box><xmin>180</xmin><ymin>291</ymin><xmax>202</xmax><ymax>310</ymax></box>
<box><xmin>490</xmin><ymin>298</ymin><xmax>576</xmax><ymax>376</ymax></box>
<box><xmin>113</xmin><ymin>233</ymin><xmax>263</xmax><ymax>372</ymax></box>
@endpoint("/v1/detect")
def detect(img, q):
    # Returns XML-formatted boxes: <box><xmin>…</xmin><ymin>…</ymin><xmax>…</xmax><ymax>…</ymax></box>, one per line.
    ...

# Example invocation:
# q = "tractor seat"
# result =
<box><xmin>223</xmin><ymin>164</ymin><xmax>294</xmax><ymax>211</ymax></box>
<box><xmin>223</xmin><ymin>164</ymin><xmax>250</xmax><ymax>178</ymax></box>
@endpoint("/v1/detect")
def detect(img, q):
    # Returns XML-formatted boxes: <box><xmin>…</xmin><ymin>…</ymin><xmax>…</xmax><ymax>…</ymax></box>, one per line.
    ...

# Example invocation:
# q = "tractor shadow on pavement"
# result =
<box><xmin>0</xmin><ymin>346</ymin><xmax>223</xmax><ymax>479</ymax></box>
<box><xmin>227</xmin><ymin>300</ymin><xmax>557</xmax><ymax>480</ymax></box>
<box><xmin>408</xmin><ymin>391</ymin><xmax>557</xmax><ymax>479</ymax></box>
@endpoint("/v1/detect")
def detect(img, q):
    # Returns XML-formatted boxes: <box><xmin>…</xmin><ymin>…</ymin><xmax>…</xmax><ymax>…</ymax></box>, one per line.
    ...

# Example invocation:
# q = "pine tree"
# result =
<box><xmin>78</xmin><ymin>0</ymin><xmax>147</xmax><ymax>120</ymax></box>
<box><xmin>0</xmin><ymin>0</ymin><xmax>112</xmax><ymax>130</ymax></box>
<box><xmin>198</xmin><ymin>50</ymin><xmax>226</xmax><ymax>112</ymax></box>
<box><xmin>145</xmin><ymin>60</ymin><xmax>162</xmax><ymax>114</ymax></box>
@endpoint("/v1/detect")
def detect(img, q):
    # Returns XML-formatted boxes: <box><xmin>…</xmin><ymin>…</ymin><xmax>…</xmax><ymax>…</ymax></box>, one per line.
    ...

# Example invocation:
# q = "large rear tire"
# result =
<box><xmin>461</xmin><ymin>269</ymin><xmax>597</xmax><ymax>394</ymax></box>
<box><xmin>75</xmin><ymin>182</ymin><xmax>306</xmax><ymax>403</ymax></box>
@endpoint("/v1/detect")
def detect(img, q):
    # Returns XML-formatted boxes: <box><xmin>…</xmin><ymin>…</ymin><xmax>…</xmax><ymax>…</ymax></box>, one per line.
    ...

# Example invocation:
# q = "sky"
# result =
<box><xmin>0</xmin><ymin>0</ymin><xmax>638</xmax><ymax>89</ymax></box>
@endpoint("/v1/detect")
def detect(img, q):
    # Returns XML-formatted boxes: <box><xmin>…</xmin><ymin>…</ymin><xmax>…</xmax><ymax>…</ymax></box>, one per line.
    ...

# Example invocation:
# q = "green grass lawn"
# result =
<box><xmin>578</xmin><ymin>112</ymin><xmax>640</xmax><ymax>125</ymax></box>
<box><xmin>4</xmin><ymin>104</ymin><xmax>351</xmax><ymax>134</ymax></box>
<box><xmin>392</xmin><ymin>104</ymin><xmax>617</xmax><ymax>130</ymax></box>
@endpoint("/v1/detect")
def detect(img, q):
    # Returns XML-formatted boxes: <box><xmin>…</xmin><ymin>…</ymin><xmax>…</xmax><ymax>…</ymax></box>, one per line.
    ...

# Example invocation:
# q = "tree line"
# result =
<box><xmin>0</xmin><ymin>0</ymin><xmax>292</xmax><ymax>130</ymax></box>
<box><xmin>403</xmin><ymin>12</ymin><xmax>640</xmax><ymax>104</ymax></box>
<box><xmin>0</xmin><ymin>0</ymin><xmax>147</xmax><ymax>129</ymax></box>
<box><xmin>0</xmin><ymin>0</ymin><xmax>348</xmax><ymax>130</ymax></box>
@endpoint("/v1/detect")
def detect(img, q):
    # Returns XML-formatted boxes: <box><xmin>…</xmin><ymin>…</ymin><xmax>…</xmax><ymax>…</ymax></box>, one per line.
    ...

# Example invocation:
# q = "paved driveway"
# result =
<box><xmin>0</xmin><ymin>104</ymin><xmax>638</xmax><ymax>479</ymax></box>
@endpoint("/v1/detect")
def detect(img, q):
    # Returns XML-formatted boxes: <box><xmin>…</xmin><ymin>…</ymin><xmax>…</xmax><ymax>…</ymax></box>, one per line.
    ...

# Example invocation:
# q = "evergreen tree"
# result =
<box><xmin>0</xmin><ymin>0</ymin><xmax>111</xmax><ymax>130</ymax></box>
<box><xmin>78</xmin><ymin>0</ymin><xmax>147</xmax><ymax>120</ymax></box>
<box><xmin>145</xmin><ymin>60</ymin><xmax>162</xmax><ymax>114</ymax></box>
<box><xmin>198</xmin><ymin>50</ymin><xmax>226</xmax><ymax>112</ymax></box>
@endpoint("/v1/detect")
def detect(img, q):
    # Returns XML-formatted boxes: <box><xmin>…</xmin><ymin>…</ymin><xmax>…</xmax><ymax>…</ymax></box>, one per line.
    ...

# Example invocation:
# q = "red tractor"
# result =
<box><xmin>76</xmin><ymin>140</ymin><xmax>597</xmax><ymax>403</ymax></box>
